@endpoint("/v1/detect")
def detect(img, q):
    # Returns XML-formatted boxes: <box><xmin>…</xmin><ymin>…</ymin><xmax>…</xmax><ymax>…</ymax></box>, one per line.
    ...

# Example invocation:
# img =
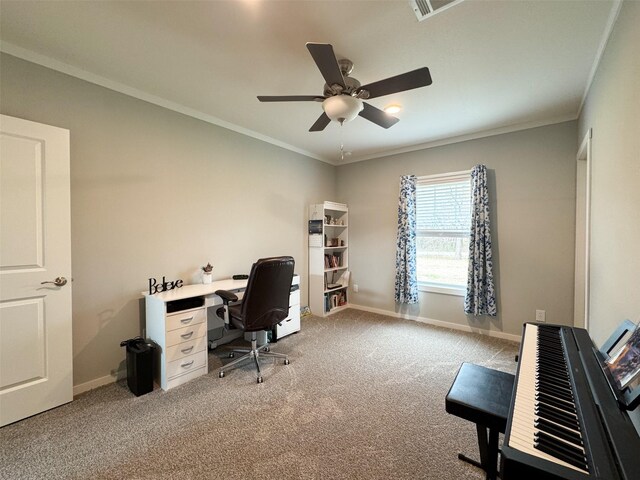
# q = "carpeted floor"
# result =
<box><xmin>0</xmin><ymin>309</ymin><xmax>519</xmax><ymax>479</ymax></box>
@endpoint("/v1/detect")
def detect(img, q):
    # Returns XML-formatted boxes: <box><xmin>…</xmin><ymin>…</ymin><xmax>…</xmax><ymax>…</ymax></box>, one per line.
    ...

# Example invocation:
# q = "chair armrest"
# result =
<box><xmin>215</xmin><ymin>290</ymin><xmax>238</xmax><ymax>304</ymax></box>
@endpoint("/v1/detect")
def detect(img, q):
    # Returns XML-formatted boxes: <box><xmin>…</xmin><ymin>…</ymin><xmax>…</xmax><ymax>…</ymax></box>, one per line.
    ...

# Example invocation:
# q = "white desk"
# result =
<box><xmin>143</xmin><ymin>275</ymin><xmax>300</xmax><ymax>390</ymax></box>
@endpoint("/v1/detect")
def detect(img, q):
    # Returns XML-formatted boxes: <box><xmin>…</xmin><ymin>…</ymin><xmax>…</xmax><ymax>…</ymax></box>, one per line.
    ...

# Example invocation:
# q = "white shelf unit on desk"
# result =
<box><xmin>309</xmin><ymin>201</ymin><xmax>349</xmax><ymax>317</ymax></box>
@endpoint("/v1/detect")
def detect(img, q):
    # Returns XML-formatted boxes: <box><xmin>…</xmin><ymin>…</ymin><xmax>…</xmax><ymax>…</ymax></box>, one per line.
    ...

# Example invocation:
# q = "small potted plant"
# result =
<box><xmin>201</xmin><ymin>262</ymin><xmax>213</xmax><ymax>284</ymax></box>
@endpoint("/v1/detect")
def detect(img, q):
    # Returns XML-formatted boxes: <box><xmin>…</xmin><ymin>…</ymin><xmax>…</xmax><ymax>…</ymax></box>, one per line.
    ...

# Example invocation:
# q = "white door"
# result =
<box><xmin>0</xmin><ymin>115</ymin><xmax>72</xmax><ymax>427</ymax></box>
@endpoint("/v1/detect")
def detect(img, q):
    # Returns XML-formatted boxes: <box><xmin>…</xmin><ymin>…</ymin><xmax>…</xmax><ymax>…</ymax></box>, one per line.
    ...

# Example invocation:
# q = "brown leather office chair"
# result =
<box><xmin>215</xmin><ymin>256</ymin><xmax>294</xmax><ymax>383</ymax></box>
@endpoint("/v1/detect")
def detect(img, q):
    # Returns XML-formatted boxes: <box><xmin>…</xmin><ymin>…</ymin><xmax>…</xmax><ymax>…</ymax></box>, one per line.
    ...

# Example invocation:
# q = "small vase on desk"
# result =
<box><xmin>201</xmin><ymin>262</ymin><xmax>214</xmax><ymax>284</ymax></box>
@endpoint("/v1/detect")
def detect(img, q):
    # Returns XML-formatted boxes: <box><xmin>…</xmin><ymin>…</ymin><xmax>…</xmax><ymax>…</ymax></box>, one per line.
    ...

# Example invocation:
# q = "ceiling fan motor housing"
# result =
<box><xmin>323</xmin><ymin>74</ymin><xmax>362</xmax><ymax>97</ymax></box>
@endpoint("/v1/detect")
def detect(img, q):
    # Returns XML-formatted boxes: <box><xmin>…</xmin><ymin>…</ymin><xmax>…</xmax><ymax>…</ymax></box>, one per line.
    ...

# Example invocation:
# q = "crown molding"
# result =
<box><xmin>0</xmin><ymin>42</ymin><xmax>331</xmax><ymax>164</ymax></box>
<box><xmin>340</xmin><ymin>114</ymin><xmax>578</xmax><ymax>165</ymax></box>
<box><xmin>1</xmin><ymin>41</ymin><xmax>592</xmax><ymax>168</ymax></box>
<box><xmin>576</xmin><ymin>0</ymin><xmax>623</xmax><ymax>118</ymax></box>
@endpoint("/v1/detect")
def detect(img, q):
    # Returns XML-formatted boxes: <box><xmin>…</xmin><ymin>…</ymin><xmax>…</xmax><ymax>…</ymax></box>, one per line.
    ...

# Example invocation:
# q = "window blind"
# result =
<box><xmin>416</xmin><ymin>173</ymin><xmax>471</xmax><ymax>237</ymax></box>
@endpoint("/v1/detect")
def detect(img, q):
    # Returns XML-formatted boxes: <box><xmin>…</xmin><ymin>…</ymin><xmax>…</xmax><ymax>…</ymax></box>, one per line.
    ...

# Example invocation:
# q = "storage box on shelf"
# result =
<box><xmin>309</xmin><ymin>201</ymin><xmax>349</xmax><ymax>316</ymax></box>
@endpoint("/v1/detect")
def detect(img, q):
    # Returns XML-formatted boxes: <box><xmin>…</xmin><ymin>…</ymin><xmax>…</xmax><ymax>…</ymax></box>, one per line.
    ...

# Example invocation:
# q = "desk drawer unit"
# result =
<box><xmin>145</xmin><ymin>300</ymin><xmax>208</xmax><ymax>391</ymax></box>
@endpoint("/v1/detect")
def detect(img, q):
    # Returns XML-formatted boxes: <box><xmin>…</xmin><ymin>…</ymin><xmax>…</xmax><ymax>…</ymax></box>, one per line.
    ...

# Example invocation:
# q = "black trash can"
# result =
<box><xmin>120</xmin><ymin>337</ymin><xmax>155</xmax><ymax>396</ymax></box>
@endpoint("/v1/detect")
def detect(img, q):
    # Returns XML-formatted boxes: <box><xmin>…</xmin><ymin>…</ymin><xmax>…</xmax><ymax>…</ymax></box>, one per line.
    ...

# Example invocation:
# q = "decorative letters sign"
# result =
<box><xmin>148</xmin><ymin>276</ymin><xmax>183</xmax><ymax>295</ymax></box>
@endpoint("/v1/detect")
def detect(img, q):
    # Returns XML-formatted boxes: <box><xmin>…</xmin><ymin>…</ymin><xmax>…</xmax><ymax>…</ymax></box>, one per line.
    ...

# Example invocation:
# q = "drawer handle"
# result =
<box><xmin>181</xmin><ymin>360</ymin><xmax>195</xmax><ymax>368</ymax></box>
<box><xmin>181</xmin><ymin>346</ymin><xmax>194</xmax><ymax>354</ymax></box>
<box><xmin>180</xmin><ymin>332</ymin><xmax>194</xmax><ymax>340</ymax></box>
<box><xmin>180</xmin><ymin>316</ymin><xmax>194</xmax><ymax>324</ymax></box>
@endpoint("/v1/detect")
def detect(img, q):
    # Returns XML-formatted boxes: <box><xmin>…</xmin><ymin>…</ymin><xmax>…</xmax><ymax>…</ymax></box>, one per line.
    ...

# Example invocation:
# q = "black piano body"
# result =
<box><xmin>501</xmin><ymin>322</ymin><xmax>640</xmax><ymax>480</ymax></box>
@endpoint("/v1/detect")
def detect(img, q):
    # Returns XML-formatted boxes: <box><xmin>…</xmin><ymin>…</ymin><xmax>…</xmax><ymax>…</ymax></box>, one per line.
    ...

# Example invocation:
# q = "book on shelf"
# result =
<box><xmin>325</xmin><ymin>270</ymin><xmax>344</xmax><ymax>290</ymax></box>
<box><xmin>331</xmin><ymin>294</ymin><xmax>339</xmax><ymax>309</ymax></box>
<box><xmin>324</xmin><ymin>289</ymin><xmax>348</xmax><ymax>312</ymax></box>
<box><xmin>324</xmin><ymin>253</ymin><xmax>342</xmax><ymax>269</ymax></box>
<box><xmin>338</xmin><ymin>290</ymin><xmax>347</xmax><ymax>306</ymax></box>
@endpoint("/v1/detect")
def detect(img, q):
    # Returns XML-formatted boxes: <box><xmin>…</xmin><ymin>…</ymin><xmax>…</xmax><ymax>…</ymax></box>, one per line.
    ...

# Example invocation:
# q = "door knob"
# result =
<box><xmin>41</xmin><ymin>277</ymin><xmax>68</xmax><ymax>287</ymax></box>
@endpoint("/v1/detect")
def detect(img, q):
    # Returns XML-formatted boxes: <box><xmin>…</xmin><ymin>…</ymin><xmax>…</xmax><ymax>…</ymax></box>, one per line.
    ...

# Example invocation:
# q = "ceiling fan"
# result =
<box><xmin>257</xmin><ymin>43</ymin><xmax>433</xmax><ymax>132</ymax></box>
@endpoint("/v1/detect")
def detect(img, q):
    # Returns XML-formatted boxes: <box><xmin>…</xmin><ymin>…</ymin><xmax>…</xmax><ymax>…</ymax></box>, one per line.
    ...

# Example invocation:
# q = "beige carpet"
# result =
<box><xmin>0</xmin><ymin>309</ymin><xmax>519</xmax><ymax>479</ymax></box>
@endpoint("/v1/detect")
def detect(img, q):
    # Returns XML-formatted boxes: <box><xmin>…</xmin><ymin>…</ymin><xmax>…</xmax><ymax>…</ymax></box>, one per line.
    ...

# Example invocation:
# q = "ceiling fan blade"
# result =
<box><xmin>257</xmin><ymin>95</ymin><xmax>324</xmax><ymax>102</ymax></box>
<box><xmin>306</xmin><ymin>43</ymin><xmax>345</xmax><ymax>88</ymax></box>
<box><xmin>359</xmin><ymin>67</ymin><xmax>432</xmax><ymax>99</ymax></box>
<box><xmin>359</xmin><ymin>103</ymin><xmax>399</xmax><ymax>129</ymax></box>
<box><xmin>309</xmin><ymin>112</ymin><xmax>331</xmax><ymax>132</ymax></box>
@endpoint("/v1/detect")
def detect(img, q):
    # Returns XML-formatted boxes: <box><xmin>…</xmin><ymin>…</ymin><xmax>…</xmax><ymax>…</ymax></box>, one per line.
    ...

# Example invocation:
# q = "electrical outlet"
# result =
<box><xmin>353</xmin><ymin>284</ymin><xmax>359</xmax><ymax>293</ymax></box>
<box><xmin>536</xmin><ymin>310</ymin><xmax>546</xmax><ymax>323</ymax></box>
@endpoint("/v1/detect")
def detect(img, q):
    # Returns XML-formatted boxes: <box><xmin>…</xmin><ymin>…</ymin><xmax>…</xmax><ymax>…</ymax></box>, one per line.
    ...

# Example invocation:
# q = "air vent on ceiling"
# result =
<box><xmin>410</xmin><ymin>0</ymin><xmax>462</xmax><ymax>22</ymax></box>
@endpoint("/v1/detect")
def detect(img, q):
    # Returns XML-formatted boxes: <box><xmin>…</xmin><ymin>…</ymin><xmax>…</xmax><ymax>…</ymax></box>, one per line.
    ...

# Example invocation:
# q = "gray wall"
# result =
<box><xmin>0</xmin><ymin>53</ymin><xmax>335</xmax><ymax>387</ymax></box>
<box><xmin>578</xmin><ymin>0</ymin><xmax>640</xmax><ymax>347</ymax></box>
<box><xmin>2</xmin><ymin>0</ymin><xmax>637</xmax><ymax>396</ymax></box>
<box><xmin>337</xmin><ymin>122</ymin><xmax>578</xmax><ymax>337</ymax></box>
<box><xmin>577</xmin><ymin>0</ymin><xmax>639</xmax><ymax>432</ymax></box>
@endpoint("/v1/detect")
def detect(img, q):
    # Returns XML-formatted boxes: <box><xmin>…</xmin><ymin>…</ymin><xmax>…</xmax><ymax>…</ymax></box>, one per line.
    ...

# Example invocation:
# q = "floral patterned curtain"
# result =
<box><xmin>395</xmin><ymin>175</ymin><xmax>418</xmax><ymax>304</ymax></box>
<box><xmin>464</xmin><ymin>165</ymin><xmax>497</xmax><ymax>316</ymax></box>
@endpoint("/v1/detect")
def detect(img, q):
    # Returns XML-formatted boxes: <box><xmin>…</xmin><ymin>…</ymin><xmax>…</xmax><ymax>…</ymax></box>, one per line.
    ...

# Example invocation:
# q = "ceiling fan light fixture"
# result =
<box><xmin>322</xmin><ymin>95</ymin><xmax>363</xmax><ymax>124</ymax></box>
<box><xmin>384</xmin><ymin>104</ymin><xmax>402</xmax><ymax>114</ymax></box>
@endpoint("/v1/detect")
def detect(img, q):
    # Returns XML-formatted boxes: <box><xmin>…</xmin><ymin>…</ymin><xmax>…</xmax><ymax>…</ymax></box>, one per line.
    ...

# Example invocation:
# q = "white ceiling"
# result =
<box><xmin>0</xmin><ymin>1</ymin><xmax>618</xmax><ymax>164</ymax></box>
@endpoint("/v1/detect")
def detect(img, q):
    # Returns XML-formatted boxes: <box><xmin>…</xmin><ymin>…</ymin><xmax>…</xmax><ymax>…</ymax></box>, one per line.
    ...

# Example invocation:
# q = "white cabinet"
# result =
<box><xmin>274</xmin><ymin>278</ymin><xmax>301</xmax><ymax>340</ymax></box>
<box><xmin>145</xmin><ymin>299</ymin><xmax>208</xmax><ymax>391</ymax></box>
<box><xmin>308</xmin><ymin>201</ymin><xmax>349</xmax><ymax>316</ymax></box>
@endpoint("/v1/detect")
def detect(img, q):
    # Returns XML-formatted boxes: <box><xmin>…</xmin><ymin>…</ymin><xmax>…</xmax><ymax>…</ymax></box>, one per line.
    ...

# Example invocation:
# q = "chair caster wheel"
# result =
<box><xmin>257</xmin><ymin>376</ymin><xmax>263</xmax><ymax>384</ymax></box>
<box><xmin>219</xmin><ymin>371</ymin><xmax>225</xmax><ymax>378</ymax></box>
<box><xmin>284</xmin><ymin>359</ymin><xmax>290</xmax><ymax>365</ymax></box>
<box><xmin>229</xmin><ymin>352</ymin><xmax>235</xmax><ymax>358</ymax></box>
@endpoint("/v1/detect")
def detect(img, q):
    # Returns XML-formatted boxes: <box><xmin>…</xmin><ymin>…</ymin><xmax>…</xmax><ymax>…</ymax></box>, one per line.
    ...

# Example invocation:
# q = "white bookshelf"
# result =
<box><xmin>308</xmin><ymin>201</ymin><xmax>349</xmax><ymax>316</ymax></box>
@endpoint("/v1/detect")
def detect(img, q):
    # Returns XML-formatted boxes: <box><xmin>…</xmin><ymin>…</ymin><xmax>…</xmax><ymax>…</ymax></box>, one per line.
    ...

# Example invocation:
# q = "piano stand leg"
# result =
<box><xmin>457</xmin><ymin>424</ymin><xmax>500</xmax><ymax>480</ymax></box>
<box><xmin>457</xmin><ymin>452</ymin><xmax>483</xmax><ymax>469</ymax></box>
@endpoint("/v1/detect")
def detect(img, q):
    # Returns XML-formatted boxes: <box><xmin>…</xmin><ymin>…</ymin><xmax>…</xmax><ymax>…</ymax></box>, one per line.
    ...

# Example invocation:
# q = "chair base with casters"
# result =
<box><xmin>218</xmin><ymin>331</ymin><xmax>290</xmax><ymax>383</ymax></box>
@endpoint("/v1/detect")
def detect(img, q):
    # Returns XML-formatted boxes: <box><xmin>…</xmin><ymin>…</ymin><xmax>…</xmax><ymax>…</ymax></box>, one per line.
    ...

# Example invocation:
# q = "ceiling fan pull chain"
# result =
<box><xmin>340</xmin><ymin>121</ymin><xmax>345</xmax><ymax>161</ymax></box>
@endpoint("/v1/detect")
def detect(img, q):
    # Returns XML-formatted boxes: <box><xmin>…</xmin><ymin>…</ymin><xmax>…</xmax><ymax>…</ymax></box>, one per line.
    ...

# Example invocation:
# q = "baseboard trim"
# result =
<box><xmin>348</xmin><ymin>304</ymin><xmax>522</xmax><ymax>343</ymax></box>
<box><xmin>73</xmin><ymin>371</ymin><xmax>123</xmax><ymax>397</ymax></box>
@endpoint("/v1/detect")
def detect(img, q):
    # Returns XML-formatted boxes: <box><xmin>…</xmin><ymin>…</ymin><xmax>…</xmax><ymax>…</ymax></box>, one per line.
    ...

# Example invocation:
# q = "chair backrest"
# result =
<box><xmin>240</xmin><ymin>256</ymin><xmax>295</xmax><ymax>332</ymax></box>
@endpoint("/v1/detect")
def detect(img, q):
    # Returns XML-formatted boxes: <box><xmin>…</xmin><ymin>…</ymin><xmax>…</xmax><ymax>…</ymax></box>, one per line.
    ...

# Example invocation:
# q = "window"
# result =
<box><xmin>416</xmin><ymin>170</ymin><xmax>471</xmax><ymax>295</ymax></box>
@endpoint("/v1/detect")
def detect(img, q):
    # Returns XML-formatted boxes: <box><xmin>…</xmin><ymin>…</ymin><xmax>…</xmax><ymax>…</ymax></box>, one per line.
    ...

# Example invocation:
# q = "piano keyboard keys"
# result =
<box><xmin>536</xmin><ymin>392</ymin><xmax>577</xmax><ymax>415</ymax></box>
<box><xmin>507</xmin><ymin>324</ymin><xmax>590</xmax><ymax>474</ymax></box>
<box><xmin>535</xmin><ymin>403</ymin><xmax>580</xmax><ymax>431</ymax></box>
<box><xmin>535</xmin><ymin>431</ymin><xmax>589</xmax><ymax>471</ymax></box>
<box><xmin>535</xmin><ymin>418</ymin><xmax>583</xmax><ymax>447</ymax></box>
